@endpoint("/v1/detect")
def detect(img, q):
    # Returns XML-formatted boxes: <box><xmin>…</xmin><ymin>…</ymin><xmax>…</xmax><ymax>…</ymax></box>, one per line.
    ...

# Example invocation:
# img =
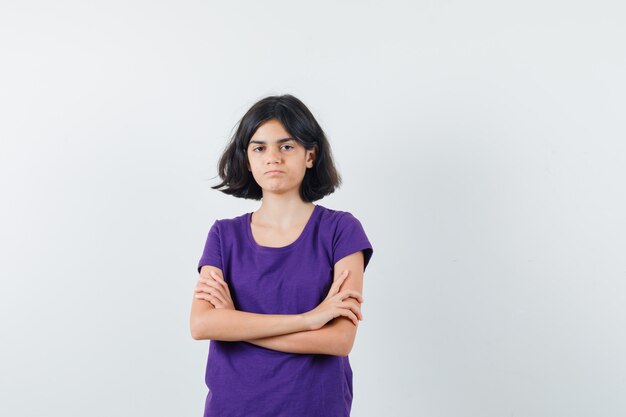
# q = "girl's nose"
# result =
<box><xmin>265</xmin><ymin>147</ymin><xmax>281</xmax><ymax>163</ymax></box>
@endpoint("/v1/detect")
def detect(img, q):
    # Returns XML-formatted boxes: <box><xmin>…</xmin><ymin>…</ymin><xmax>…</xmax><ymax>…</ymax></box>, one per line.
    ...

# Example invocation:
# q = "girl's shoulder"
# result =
<box><xmin>212</xmin><ymin>211</ymin><xmax>247</xmax><ymax>226</ymax></box>
<box><xmin>318</xmin><ymin>204</ymin><xmax>374</xmax><ymax>270</ymax></box>
<box><xmin>204</xmin><ymin>211</ymin><xmax>247</xmax><ymax>238</ymax></box>
<box><xmin>316</xmin><ymin>204</ymin><xmax>365</xmax><ymax>226</ymax></box>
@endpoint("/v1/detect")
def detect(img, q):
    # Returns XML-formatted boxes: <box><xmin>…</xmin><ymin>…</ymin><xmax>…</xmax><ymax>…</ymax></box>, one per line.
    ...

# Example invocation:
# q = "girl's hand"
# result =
<box><xmin>302</xmin><ymin>270</ymin><xmax>363</xmax><ymax>330</ymax></box>
<box><xmin>194</xmin><ymin>270</ymin><xmax>236</xmax><ymax>310</ymax></box>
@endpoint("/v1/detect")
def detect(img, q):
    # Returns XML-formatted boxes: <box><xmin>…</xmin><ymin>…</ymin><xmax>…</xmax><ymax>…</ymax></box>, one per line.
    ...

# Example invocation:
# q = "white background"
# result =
<box><xmin>1</xmin><ymin>1</ymin><xmax>625</xmax><ymax>416</ymax></box>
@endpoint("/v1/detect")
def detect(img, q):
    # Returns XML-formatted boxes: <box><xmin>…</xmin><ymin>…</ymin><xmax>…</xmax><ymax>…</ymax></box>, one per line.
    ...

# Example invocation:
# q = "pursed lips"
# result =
<box><xmin>265</xmin><ymin>170</ymin><xmax>284</xmax><ymax>174</ymax></box>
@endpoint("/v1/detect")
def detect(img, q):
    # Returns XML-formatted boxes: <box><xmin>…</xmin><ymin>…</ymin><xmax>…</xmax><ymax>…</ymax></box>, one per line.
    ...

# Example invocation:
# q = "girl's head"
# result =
<box><xmin>212</xmin><ymin>94</ymin><xmax>341</xmax><ymax>201</ymax></box>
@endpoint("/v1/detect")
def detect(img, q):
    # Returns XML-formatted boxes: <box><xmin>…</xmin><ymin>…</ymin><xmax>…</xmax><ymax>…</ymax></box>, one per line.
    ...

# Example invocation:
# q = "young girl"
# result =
<box><xmin>191</xmin><ymin>94</ymin><xmax>374</xmax><ymax>417</ymax></box>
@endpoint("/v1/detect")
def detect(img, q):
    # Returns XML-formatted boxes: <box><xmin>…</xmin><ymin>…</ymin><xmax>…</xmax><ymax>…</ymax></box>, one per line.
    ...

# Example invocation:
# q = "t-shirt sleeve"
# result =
<box><xmin>197</xmin><ymin>220</ymin><xmax>223</xmax><ymax>274</ymax></box>
<box><xmin>332</xmin><ymin>212</ymin><xmax>374</xmax><ymax>271</ymax></box>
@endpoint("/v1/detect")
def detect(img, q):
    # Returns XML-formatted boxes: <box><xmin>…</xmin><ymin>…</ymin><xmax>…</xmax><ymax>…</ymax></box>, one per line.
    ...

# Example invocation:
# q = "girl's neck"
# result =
<box><xmin>253</xmin><ymin>197</ymin><xmax>315</xmax><ymax>229</ymax></box>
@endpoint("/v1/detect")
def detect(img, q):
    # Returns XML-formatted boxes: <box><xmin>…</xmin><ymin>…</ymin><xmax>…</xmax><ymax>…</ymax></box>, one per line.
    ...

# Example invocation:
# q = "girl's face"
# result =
<box><xmin>246</xmin><ymin>119</ymin><xmax>316</xmax><ymax>197</ymax></box>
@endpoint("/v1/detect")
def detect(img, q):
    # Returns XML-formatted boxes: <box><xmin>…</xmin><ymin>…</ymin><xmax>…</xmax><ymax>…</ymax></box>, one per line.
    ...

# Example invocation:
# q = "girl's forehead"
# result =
<box><xmin>250</xmin><ymin>119</ymin><xmax>291</xmax><ymax>137</ymax></box>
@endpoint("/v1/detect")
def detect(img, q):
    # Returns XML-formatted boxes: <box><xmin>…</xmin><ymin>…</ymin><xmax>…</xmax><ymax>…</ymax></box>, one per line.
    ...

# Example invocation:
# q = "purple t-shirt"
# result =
<box><xmin>196</xmin><ymin>204</ymin><xmax>373</xmax><ymax>417</ymax></box>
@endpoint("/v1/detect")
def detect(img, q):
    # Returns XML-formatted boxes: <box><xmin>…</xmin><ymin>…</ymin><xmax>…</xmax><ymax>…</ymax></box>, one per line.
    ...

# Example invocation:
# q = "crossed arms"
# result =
<box><xmin>189</xmin><ymin>250</ymin><xmax>365</xmax><ymax>356</ymax></box>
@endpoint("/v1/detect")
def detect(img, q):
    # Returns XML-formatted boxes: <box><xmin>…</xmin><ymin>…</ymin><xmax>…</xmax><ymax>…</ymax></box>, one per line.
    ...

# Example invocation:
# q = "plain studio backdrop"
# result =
<box><xmin>1</xmin><ymin>1</ymin><xmax>625</xmax><ymax>416</ymax></box>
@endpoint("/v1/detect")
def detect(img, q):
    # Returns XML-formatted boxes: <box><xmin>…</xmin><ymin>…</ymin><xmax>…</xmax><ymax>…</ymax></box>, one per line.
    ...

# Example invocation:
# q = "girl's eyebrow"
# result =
<box><xmin>249</xmin><ymin>137</ymin><xmax>295</xmax><ymax>145</ymax></box>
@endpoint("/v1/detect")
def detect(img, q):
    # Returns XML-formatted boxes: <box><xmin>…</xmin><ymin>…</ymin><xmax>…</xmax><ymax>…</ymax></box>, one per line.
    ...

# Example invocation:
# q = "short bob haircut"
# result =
<box><xmin>211</xmin><ymin>94</ymin><xmax>341</xmax><ymax>202</ymax></box>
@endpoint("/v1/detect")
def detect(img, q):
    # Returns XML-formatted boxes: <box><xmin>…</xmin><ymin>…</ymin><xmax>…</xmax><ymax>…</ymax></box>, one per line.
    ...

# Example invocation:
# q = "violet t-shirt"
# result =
<box><xmin>196</xmin><ymin>204</ymin><xmax>373</xmax><ymax>417</ymax></box>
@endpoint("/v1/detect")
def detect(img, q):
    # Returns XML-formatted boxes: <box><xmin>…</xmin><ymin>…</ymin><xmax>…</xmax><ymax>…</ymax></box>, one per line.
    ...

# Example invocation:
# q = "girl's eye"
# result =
<box><xmin>251</xmin><ymin>144</ymin><xmax>294</xmax><ymax>152</ymax></box>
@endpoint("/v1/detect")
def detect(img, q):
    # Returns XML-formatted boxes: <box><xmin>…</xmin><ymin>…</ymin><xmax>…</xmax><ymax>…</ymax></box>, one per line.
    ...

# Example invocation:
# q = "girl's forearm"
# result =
<box><xmin>243</xmin><ymin>319</ymin><xmax>350</xmax><ymax>356</ymax></box>
<box><xmin>192</xmin><ymin>308</ymin><xmax>310</xmax><ymax>341</ymax></box>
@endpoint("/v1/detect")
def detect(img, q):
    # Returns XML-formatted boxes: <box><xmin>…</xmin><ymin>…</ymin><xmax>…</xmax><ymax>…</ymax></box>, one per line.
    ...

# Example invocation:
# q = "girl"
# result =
<box><xmin>191</xmin><ymin>94</ymin><xmax>374</xmax><ymax>416</ymax></box>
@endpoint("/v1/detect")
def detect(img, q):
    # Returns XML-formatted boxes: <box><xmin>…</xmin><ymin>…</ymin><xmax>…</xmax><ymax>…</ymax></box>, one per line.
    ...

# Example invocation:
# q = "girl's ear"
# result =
<box><xmin>306</xmin><ymin>146</ymin><xmax>317</xmax><ymax>168</ymax></box>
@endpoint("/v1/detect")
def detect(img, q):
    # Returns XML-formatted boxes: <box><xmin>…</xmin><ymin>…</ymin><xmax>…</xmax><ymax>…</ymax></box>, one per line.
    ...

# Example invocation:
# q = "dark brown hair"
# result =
<box><xmin>211</xmin><ymin>94</ymin><xmax>341</xmax><ymax>201</ymax></box>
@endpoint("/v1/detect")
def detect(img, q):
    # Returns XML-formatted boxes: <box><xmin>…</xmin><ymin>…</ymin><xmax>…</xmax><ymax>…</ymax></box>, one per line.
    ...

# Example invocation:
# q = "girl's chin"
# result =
<box><xmin>261</xmin><ymin>183</ymin><xmax>298</xmax><ymax>193</ymax></box>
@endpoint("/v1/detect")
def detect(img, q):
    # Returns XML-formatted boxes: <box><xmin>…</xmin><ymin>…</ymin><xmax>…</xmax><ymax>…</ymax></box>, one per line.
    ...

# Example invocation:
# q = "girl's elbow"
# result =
<box><xmin>336</xmin><ymin>332</ymin><xmax>356</xmax><ymax>356</ymax></box>
<box><xmin>190</xmin><ymin>320</ymin><xmax>206</xmax><ymax>340</ymax></box>
<box><xmin>340</xmin><ymin>339</ymin><xmax>355</xmax><ymax>356</ymax></box>
<box><xmin>190</xmin><ymin>313</ymin><xmax>214</xmax><ymax>340</ymax></box>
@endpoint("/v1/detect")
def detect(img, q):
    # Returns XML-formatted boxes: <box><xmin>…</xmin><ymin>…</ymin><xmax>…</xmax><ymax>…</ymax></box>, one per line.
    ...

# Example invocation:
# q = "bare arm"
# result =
<box><xmin>190</xmin><ymin>266</ymin><xmax>309</xmax><ymax>341</ymax></box>
<box><xmin>241</xmin><ymin>316</ymin><xmax>356</xmax><ymax>356</ymax></box>
<box><xmin>242</xmin><ymin>250</ymin><xmax>365</xmax><ymax>356</ymax></box>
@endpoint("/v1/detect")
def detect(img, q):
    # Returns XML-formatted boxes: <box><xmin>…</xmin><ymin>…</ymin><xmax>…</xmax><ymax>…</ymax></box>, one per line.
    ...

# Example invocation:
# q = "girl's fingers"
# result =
<box><xmin>199</xmin><ymin>278</ymin><xmax>231</xmax><ymax>298</ymax></box>
<box><xmin>196</xmin><ymin>282</ymin><xmax>216</xmax><ymax>292</ymax></box>
<box><xmin>210</xmin><ymin>270</ymin><xmax>224</xmax><ymax>280</ymax></box>
<box><xmin>323</xmin><ymin>271</ymin><xmax>351</xmax><ymax>301</ymax></box>
<box><xmin>209</xmin><ymin>271</ymin><xmax>229</xmax><ymax>290</ymax></box>
<box><xmin>339</xmin><ymin>309</ymin><xmax>359</xmax><ymax>326</ymax></box>
<box><xmin>201</xmin><ymin>278</ymin><xmax>225</xmax><ymax>292</ymax></box>
<box><xmin>333</xmin><ymin>270</ymin><xmax>349</xmax><ymax>282</ymax></box>
<box><xmin>196</xmin><ymin>293</ymin><xmax>223</xmax><ymax>308</ymax></box>
<box><xmin>196</xmin><ymin>282</ymin><xmax>228</xmax><ymax>305</ymax></box>
<box><xmin>209</xmin><ymin>270</ymin><xmax>225</xmax><ymax>283</ymax></box>
<box><xmin>195</xmin><ymin>293</ymin><xmax>211</xmax><ymax>302</ymax></box>
<box><xmin>330</xmin><ymin>271</ymin><xmax>349</xmax><ymax>290</ymax></box>
<box><xmin>208</xmin><ymin>288</ymin><xmax>227</xmax><ymax>305</ymax></box>
<box><xmin>339</xmin><ymin>301</ymin><xmax>363</xmax><ymax>320</ymax></box>
<box><xmin>337</xmin><ymin>289</ymin><xmax>363</xmax><ymax>303</ymax></box>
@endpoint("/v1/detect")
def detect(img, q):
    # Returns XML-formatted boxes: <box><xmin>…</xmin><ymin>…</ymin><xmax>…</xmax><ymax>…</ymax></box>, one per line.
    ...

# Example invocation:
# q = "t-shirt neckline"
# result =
<box><xmin>246</xmin><ymin>204</ymin><xmax>321</xmax><ymax>252</ymax></box>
